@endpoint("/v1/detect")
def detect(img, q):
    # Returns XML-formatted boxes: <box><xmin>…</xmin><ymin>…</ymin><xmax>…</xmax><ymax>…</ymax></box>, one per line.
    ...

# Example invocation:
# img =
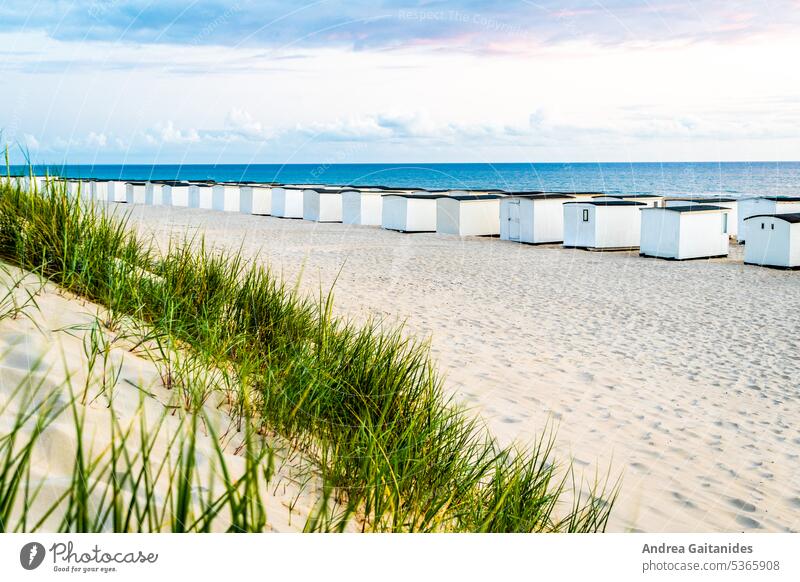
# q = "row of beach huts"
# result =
<box><xmin>4</xmin><ymin>175</ymin><xmax>800</xmax><ymax>270</ymax></box>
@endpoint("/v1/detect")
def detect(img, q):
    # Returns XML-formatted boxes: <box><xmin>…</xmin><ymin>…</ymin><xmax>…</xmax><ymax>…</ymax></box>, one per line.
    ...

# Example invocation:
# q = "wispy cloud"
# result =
<box><xmin>1</xmin><ymin>1</ymin><xmax>797</xmax><ymax>53</ymax></box>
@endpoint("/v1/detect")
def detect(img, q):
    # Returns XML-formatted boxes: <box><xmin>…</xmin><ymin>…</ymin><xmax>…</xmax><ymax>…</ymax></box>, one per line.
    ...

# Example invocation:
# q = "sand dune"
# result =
<box><xmin>124</xmin><ymin>204</ymin><xmax>800</xmax><ymax>533</ymax></box>
<box><xmin>0</xmin><ymin>262</ymin><xmax>328</xmax><ymax>532</ymax></box>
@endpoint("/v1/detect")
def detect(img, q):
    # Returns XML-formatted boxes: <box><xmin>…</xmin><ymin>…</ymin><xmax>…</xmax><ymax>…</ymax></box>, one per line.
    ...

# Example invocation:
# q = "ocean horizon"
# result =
<box><xmin>8</xmin><ymin>161</ymin><xmax>800</xmax><ymax>198</ymax></box>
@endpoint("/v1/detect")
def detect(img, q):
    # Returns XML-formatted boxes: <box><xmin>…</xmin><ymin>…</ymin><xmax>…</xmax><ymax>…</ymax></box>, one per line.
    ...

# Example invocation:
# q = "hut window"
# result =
<box><xmin>722</xmin><ymin>214</ymin><xmax>728</xmax><ymax>234</ymax></box>
<box><xmin>582</xmin><ymin>209</ymin><xmax>589</xmax><ymax>222</ymax></box>
<box><xmin>761</xmin><ymin>223</ymin><xmax>765</xmax><ymax>229</ymax></box>
<box><xmin>771</xmin><ymin>224</ymin><xmax>775</xmax><ymax>230</ymax></box>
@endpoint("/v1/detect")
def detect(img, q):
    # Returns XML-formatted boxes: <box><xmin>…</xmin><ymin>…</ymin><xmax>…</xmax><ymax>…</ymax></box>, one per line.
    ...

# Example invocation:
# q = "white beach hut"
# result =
<box><xmin>436</xmin><ymin>195</ymin><xmax>502</xmax><ymax>236</ymax></box>
<box><xmin>238</xmin><ymin>184</ymin><xmax>272</xmax><ymax>215</ymax></box>
<box><xmin>382</xmin><ymin>193</ymin><xmax>449</xmax><ymax>233</ymax></box>
<box><xmin>743</xmin><ymin>213</ymin><xmax>800</xmax><ymax>269</ymax></box>
<box><xmin>639</xmin><ymin>205</ymin><xmax>730</xmax><ymax>260</ymax></box>
<box><xmin>125</xmin><ymin>181</ymin><xmax>148</xmax><ymax>204</ymax></box>
<box><xmin>145</xmin><ymin>182</ymin><xmax>166</xmax><ymax>206</ymax></box>
<box><xmin>737</xmin><ymin>196</ymin><xmax>800</xmax><ymax>244</ymax></box>
<box><xmin>341</xmin><ymin>187</ymin><xmax>422</xmax><ymax>226</ymax></box>
<box><xmin>563</xmin><ymin>200</ymin><xmax>647</xmax><ymax>250</ymax></box>
<box><xmin>303</xmin><ymin>188</ymin><xmax>346</xmax><ymax>222</ymax></box>
<box><xmin>105</xmin><ymin>181</ymin><xmax>128</xmax><ymax>203</ymax></box>
<box><xmin>664</xmin><ymin>197</ymin><xmax>738</xmax><ymax>238</ymax></box>
<box><xmin>162</xmin><ymin>182</ymin><xmax>191</xmax><ymax>207</ymax></box>
<box><xmin>65</xmin><ymin>179</ymin><xmax>91</xmax><ymax>200</ymax></box>
<box><xmin>500</xmin><ymin>193</ymin><xmax>575</xmax><ymax>244</ymax></box>
<box><xmin>188</xmin><ymin>182</ymin><xmax>215</xmax><ymax>209</ymax></box>
<box><xmin>28</xmin><ymin>175</ymin><xmax>50</xmax><ymax>193</ymax></box>
<box><xmin>211</xmin><ymin>183</ymin><xmax>241</xmax><ymax>212</ymax></box>
<box><xmin>342</xmin><ymin>189</ymin><xmax>382</xmax><ymax>226</ymax></box>
<box><xmin>91</xmin><ymin>180</ymin><xmax>111</xmax><ymax>202</ymax></box>
<box><xmin>271</xmin><ymin>187</ymin><xmax>306</xmax><ymax>218</ymax></box>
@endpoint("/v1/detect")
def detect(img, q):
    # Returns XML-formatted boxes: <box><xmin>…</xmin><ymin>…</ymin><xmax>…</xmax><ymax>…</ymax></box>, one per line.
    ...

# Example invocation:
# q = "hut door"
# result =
<box><xmin>508</xmin><ymin>200</ymin><xmax>520</xmax><ymax>241</ymax></box>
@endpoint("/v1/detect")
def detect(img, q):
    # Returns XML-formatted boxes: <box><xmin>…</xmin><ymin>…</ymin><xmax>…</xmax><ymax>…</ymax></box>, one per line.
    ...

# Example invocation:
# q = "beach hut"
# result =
<box><xmin>303</xmin><ymin>188</ymin><xmax>346</xmax><ymax>222</ymax></box>
<box><xmin>342</xmin><ymin>189</ymin><xmax>382</xmax><ymax>226</ymax></box>
<box><xmin>188</xmin><ymin>183</ymin><xmax>215</xmax><ymax>209</ymax></box>
<box><xmin>436</xmin><ymin>195</ymin><xmax>502</xmax><ymax>236</ymax></box>
<box><xmin>91</xmin><ymin>180</ymin><xmax>111</xmax><ymax>202</ymax></box>
<box><xmin>499</xmin><ymin>193</ymin><xmax>575</xmax><ymax>244</ymax></box>
<box><xmin>162</xmin><ymin>182</ymin><xmax>191</xmax><ymax>207</ymax></box>
<box><xmin>28</xmin><ymin>175</ymin><xmax>50</xmax><ymax>193</ymax></box>
<box><xmin>145</xmin><ymin>182</ymin><xmax>166</xmax><ymax>205</ymax></box>
<box><xmin>639</xmin><ymin>205</ymin><xmax>730</xmax><ymax>260</ymax></box>
<box><xmin>563</xmin><ymin>200</ymin><xmax>647</xmax><ymax>250</ymax></box>
<box><xmin>737</xmin><ymin>197</ymin><xmax>800</xmax><ymax>244</ymax></box>
<box><xmin>125</xmin><ymin>181</ymin><xmax>147</xmax><ymax>204</ymax></box>
<box><xmin>105</xmin><ymin>181</ymin><xmax>128</xmax><ymax>203</ymax></box>
<box><xmin>743</xmin><ymin>213</ymin><xmax>800</xmax><ymax>269</ymax></box>
<box><xmin>65</xmin><ymin>179</ymin><xmax>91</xmax><ymax>200</ymax></box>
<box><xmin>271</xmin><ymin>187</ymin><xmax>306</xmax><ymax>218</ymax></box>
<box><xmin>211</xmin><ymin>183</ymin><xmax>241</xmax><ymax>212</ymax></box>
<box><xmin>664</xmin><ymin>197</ymin><xmax>738</xmax><ymax>237</ymax></box>
<box><xmin>341</xmin><ymin>187</ymin><xmax>423</xmax><ymax>226</ymax></box>
<box><xmin>382</xmin><ymin>193</ymin><xmax>449</xmax><ymax>233</ymax></box>
<box><xmin>238</xmin><ymin>184</ymin><xmax>272</xmax><ymax>215</ymax></box>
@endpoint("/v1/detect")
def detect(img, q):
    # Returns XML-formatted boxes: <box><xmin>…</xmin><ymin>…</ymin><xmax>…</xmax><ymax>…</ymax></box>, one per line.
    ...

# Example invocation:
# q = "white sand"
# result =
<box><xmin>0</xmin><ymin>262</ymin><xmax>329</xmax><ymax>532</ymax></box>
<box><xmin>123</xmin><ymin>203</ymin><xmax>800</xmax><ymax>533</ymax></box>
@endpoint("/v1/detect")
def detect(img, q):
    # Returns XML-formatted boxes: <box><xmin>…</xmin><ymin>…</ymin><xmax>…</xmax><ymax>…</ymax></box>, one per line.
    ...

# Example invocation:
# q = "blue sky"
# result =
<box><xmin>1</xmin><ymin>1</ymin><xmax>798</xmax><ymax>163</ymax></box>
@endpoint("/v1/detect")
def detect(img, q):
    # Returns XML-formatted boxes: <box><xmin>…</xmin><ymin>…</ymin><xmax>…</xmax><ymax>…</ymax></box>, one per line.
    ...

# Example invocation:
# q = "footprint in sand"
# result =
<box><xmin>729</xmin><ymin>498</ymin><xmax>757</xmax><ymax>513</ymax></box>
<box><xmin>735</xmin><ymin>515</ymin><xmax>761</xmax><ymax>529</ymax></box>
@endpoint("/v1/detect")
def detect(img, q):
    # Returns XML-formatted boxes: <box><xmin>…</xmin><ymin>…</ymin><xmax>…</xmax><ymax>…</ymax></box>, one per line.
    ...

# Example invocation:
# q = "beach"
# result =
<box><xmin>124</xmin><ymin>203</ymin><xmax>800</xmax><ymax>533</ymax></box>
<box><xmin>0</xmin><ymin>261</ymin><xmax>331</xmax><ymax>532</ymax></box>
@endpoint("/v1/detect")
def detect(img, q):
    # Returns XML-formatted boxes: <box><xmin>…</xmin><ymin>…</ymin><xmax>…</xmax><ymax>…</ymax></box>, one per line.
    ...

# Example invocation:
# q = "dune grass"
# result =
<box><xmin>0</xmin><ymin>174</ymin><xmax>618</xmax><ymax>532</ymax></box>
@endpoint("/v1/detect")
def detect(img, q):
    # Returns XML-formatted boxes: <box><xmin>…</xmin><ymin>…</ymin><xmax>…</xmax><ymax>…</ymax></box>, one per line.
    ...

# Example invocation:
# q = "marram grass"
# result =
<box><xmin>0</xmin><ymin>174</ymin><xmax>618</xmax><ymax>532</ymax></box>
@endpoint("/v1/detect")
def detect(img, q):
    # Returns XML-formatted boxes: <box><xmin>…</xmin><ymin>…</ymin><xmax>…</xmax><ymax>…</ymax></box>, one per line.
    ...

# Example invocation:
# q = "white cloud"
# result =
<box><xmin>86</xmin><ymin>132</ymin><xmax>108</xmax><ymax>147</ymax></box>
<box><xmin>23</xmin><ymin>134</ymin><xmax>40</xmax><ymax>150</ymax></box>
<box><xmin>147</xmin><ymin>121</ymin><xmax>200</xmax><ymax>145</ymax></box>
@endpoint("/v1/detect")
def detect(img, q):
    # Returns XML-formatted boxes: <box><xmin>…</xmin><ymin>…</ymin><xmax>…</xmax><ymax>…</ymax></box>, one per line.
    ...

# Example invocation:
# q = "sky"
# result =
<box><xmin>1</xmin><ymin>0</ymin><xmax>799</xmax><ymax>164</ymax></box>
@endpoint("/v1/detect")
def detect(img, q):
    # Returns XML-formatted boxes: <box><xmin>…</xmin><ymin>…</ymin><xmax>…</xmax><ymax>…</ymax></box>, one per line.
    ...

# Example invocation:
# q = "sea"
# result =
<box><xmin>8</xmin><ymin>162</ymin><xmax>800</xmax><ymax>198</ymax></box>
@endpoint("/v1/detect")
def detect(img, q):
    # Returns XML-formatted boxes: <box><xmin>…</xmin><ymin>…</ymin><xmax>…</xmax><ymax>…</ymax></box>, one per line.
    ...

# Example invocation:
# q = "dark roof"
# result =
<box><xmin>128</xmin><ymin>181</ymin><xmax>147</xmax><ymax>185</ymax></box>
<box><xmin>602</xmin><ymin>194</ymin><xmax>663</xmax><ymax>199</ymax></box>
<box><xmin>564</xmin><ymin>200</ymin><xmax>647</xmax><ymax>207</ymax></box>
<box><xmin>761</xmin><ymin>196</ymin><xmax>800</xmax><ymax>202</ymax></box>
<box><xmin>512</xmin><ymin>191</ymin><xmax>603</xmax><ymax>196</ymax></box>
<box><xmin>384</xmin><ymin>193</ymin><xmax>450</xmax><ymax>199</ymax></box>
<box><xmin>666</xmin><ymin>197</ymin><xmax>738</xmax><ymax>203</ymax></box>
<box><xmin>744</xmin><ymin>213</ymin><xmax>800</xmax><ymax>224</ymax></box>
<box><xmin>505</xmin><ymin>193</ymin><xmax>575</xmax><ymax>200</ymax></box>
<box><xmin>655</xmin><ymin>205</ymin><xmax>727</xmax><ymax>213</ymax></box>
<box><xmin>425</xmin><ymin>189</ymin><xmax>504</xmax><ymax>193</ymax></box>
<box><xmin>346</xmin><ymin>184</ymin><xmax>424</xmax><ymax>191</ymax></box>
<box><xmin>446</xmin><ymin>195</ymin><xmax>503</xmax><ymax>201</ymax></box>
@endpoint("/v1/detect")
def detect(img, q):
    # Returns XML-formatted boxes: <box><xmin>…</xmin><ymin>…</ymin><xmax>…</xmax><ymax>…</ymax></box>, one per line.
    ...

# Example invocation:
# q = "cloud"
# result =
<box><xmin>146</xmin><ymin>121</ymin><xmax>200</xmax><ymax>144</ymax></box>
<box><xmin>223</xmin><ymin>108</ymin><xmax>272</xmax><ymax>140</ymax></box>
<box><xmin>86</xmin><ymin>132</ymin><xmax>108</xmax><ymax>147</ymax></box>
<box><xmin>1</xmin><ymin>0</ymin><xmax>798</xmax><ymax>54</ymax></box>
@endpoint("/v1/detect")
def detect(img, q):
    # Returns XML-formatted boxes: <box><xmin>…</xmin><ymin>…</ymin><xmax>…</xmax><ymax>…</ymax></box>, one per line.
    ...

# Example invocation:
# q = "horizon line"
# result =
<box><xmin>9</xmin><ymin>160</ymin><xmax>800</xmax><ymax>167</ymax></box>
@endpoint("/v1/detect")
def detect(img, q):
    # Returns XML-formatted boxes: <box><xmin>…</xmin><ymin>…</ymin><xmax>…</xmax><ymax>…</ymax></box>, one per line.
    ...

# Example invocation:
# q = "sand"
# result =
<box><xmin>118</xmin><ymin>203</ymin><xmax>800</xmax><ymax>533</ymax></box>
<box><xmin>0</xmin><ymin>261</ymin><xmax>329</xmax><ymax>532</ymax></box>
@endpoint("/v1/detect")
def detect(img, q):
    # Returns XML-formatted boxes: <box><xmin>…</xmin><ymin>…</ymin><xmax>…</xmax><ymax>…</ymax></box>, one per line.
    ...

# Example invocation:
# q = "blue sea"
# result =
<box><xmin>9</xmin><ymin>162</ymin><xmax>800</xmax><ymax>198</ymax></box>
